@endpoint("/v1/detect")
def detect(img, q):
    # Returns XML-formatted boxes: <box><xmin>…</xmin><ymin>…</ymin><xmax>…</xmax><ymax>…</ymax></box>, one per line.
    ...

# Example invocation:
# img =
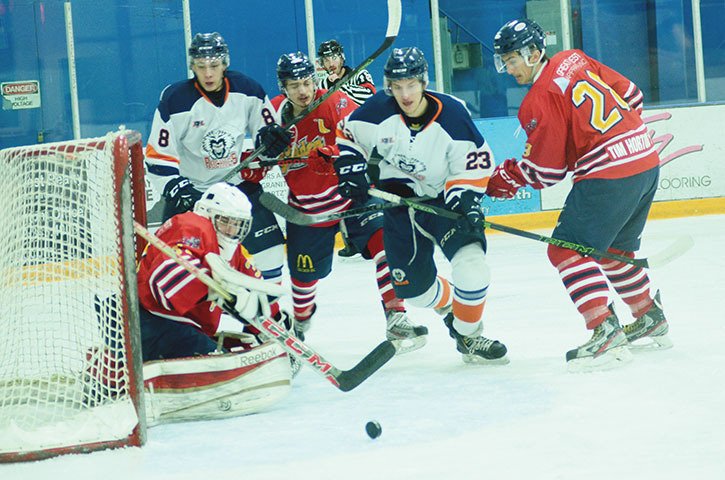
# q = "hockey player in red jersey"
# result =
<box><xmin>489</xmin><ymin>19</ymin><xmax>671</xmax><ymax>371</ymax></box>
<box><xmin>137</xmin><ymin>182</ymin><xmax>293</xmax><ymax>361</ymax></box>
<box><xmin>240</xmin><ymin>51</ymin><xmax>427</xmax><ymax>354</ymax></box>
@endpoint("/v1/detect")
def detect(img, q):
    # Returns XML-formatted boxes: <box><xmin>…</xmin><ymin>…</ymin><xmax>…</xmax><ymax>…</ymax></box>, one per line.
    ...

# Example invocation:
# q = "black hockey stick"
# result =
<box><xmin>134</xmin><ymin>221</ymin><xmax>395</xmax><ymax>392</ymax></box>
<box><xmin>260</xmin><ymin>191</ymin><xmax>407</xmax><ymax>225</ymax></box>
<box><xmin>367</xmin><ymin>189</ymin><xmax>693</xmax><ymax>269</ymax></box>
<box><xmin>222</xmin><ymin>0</ymin><xmax>402</xmax><ymax>182</ymax></box>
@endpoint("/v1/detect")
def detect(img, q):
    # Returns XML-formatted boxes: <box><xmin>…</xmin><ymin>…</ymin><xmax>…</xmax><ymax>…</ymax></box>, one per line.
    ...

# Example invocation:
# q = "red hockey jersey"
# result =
<box><xmin>137</xmin><ymin>212</ymin><xmax>268</xmax><ymax>336</ymax></box>
<box><xmin>514</xmin><ymin>49</ymin><xmax>659</xmax><ymax>188</ymax></box>
<box><xmin>267</xmin><ymin>89</ymin><xmax>358</xmax><ymax>224</ymax></box>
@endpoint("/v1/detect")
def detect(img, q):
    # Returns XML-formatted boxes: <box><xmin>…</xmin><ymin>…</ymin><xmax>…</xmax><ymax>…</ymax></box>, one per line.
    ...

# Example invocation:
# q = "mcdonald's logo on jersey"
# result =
<box><xmin>296</xmin><ymin>254</ymin><xmax>315</xmax><ymax>273</ymax></box>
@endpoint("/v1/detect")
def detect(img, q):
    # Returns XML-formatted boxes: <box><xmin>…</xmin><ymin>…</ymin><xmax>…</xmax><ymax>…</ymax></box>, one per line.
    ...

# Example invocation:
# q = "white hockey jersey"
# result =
<box><xmin>146</xmin><ymin>71</ymin><xmax>272</xmax><ymax>190</ymax></box>
<box><xmin>337</xmin><ymin>90</ymin><xmax>494</xmax><ymax>203</ymax></box>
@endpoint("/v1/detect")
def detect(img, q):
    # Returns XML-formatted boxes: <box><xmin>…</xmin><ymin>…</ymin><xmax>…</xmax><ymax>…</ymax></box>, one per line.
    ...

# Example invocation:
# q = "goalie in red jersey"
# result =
<box><xmin>137</xmin><ymin>182</ymin><xmax>293</xmax><ymax>361</ymax></box>
<box><xmin>238</xmin><ymin>51</ymin><xmax>427</xmax><ymax>354</ymax></box>
<box><xmin>489</xmin><ymin>19</ymin><xmax>671</xmax><ymax>371</ymax></box>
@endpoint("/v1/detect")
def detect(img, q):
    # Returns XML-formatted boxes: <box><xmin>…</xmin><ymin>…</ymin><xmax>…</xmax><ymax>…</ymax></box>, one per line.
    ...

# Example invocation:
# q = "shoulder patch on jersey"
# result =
<box><xmin>553</xmin><ymin>50</ymin><xmax>588</xmax><ymax>79</ymax></box>
<box><xmin>180</xmin><ymin>236</ymin><xmax>201</xmax><ymax>249</ymax></box>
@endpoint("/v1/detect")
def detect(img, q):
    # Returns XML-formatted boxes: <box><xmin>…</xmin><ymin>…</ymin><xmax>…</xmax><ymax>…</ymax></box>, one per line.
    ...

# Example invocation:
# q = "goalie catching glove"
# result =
<box><xmin>205</xmin><ymin>253</ymin><xmax>285</xmax><ymax>321</ymax></box>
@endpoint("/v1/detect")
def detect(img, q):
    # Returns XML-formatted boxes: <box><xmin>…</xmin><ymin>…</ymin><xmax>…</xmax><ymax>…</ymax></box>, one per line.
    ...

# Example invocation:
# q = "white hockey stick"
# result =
<box><xmin>133</xmin><ymin>221</ymin><xmax>395</xmax><ymax>392</ymax></box>
<box><xmin>222</xmin><ymin>0</ymin><xmax>402</xmax><ymax>182</ymax></box>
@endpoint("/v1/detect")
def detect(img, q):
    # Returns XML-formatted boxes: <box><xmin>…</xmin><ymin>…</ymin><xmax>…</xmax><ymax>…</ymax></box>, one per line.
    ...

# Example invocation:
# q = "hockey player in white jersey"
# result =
<box><xmin>335</xmin><ymin>47</ymin><xmax>509</xmax><ymax>364</ymax></box>
<box><xmin>146</xmin><ymin>32</ymin><xmax>291</xmax><ymax>221</ymax></box>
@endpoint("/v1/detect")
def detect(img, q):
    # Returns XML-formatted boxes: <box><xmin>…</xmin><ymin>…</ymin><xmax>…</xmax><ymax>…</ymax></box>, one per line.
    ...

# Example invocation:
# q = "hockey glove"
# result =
<box><xmin>334</xmin><ymin>152</ymin><xmax>370</xmax><ymax>204</ymax></box>
<box><xmin>255</xmin><ymin>123</ymin><xmax>292</xmax><ymax>158</ymax></box>
<box><xmin>239</xmin><ymin>150</ymin><xmax>271</xmax><ymax>184</ymax></box>
<box><xmin>162</xmin><ymin>176</ymin><xmax>202</xmax><ymax>214</ymax></box>
<box><xmin>447</xmin><ymin>190</ymin><xmax>485</xmax><ymax>235</ymax></box>
<box><xmin>486</xmin><ymin>159</ymin><xmax>526</xmax><ymax>199</ymax></box>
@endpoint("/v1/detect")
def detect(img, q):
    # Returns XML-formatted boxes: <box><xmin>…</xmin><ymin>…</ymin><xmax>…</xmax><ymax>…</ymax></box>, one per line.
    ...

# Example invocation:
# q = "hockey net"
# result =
<box><xmin>0</xmin><ymin>130</ymin><xmax>147</xmax><ymax>462</ymax></box>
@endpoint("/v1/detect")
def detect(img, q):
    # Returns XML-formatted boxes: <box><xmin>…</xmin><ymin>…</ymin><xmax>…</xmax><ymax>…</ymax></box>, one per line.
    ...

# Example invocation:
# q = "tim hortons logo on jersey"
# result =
<box><xmin>391</xmin><ymin>268</ymin><xmax>409</xmax><ymax>286</ymax></box>
<box><xmin>394</xmin><ymin>154</ymin><xmax>427</xmax><ymax>180</ymax></box>
<box><xmin>296</xmin><ymin>254</ymin><xmax>315</xmax><ymax>273</ymax></box>
<box><xmin>202</xmin><ymin>129</ymin><xmax>236</xmax><ymax>160</ymax></box>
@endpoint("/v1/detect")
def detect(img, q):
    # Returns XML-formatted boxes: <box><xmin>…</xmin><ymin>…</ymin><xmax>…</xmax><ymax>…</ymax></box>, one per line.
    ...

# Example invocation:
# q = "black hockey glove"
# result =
<box><xmin>162</xmin><ymin>176</ymin><xmax>202</xmax><ymax>216</ymax></box>
<box><xmin>334</xmin><ymin>153</ymin><xmax>370</xmax><ymax>204</ymax></box>
<box><xmin>447</xmin><ymin>191</ymin><xmax>485</xmax><ymax>235</ymax></box>
<box><xmin>255</xmin><ymin>123</ymin><xmax>292</xmax><ymax>158</ymax></box>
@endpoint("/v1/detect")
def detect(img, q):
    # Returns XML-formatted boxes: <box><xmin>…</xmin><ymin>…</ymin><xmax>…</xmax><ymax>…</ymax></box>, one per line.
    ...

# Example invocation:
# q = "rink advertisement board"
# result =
<box><xmin>474</xmin><ymin>103</ymin><xmax>723</xmax><ymax>214</ymax></box>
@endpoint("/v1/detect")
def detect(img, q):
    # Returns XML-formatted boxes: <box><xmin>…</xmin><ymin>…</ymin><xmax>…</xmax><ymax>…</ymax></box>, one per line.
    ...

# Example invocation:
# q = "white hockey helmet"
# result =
<box><xmin>194</xmin><ymin>183</ymin><xmax>253</xmax><ymax>242</ymax></box>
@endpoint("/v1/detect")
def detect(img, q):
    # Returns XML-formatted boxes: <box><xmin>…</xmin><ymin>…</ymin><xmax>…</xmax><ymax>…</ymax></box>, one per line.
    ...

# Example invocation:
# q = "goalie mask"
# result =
<box><xmin>194</xmin><ymin>183</ymin><xmax>252</xmax><ymax>244</ymax></box>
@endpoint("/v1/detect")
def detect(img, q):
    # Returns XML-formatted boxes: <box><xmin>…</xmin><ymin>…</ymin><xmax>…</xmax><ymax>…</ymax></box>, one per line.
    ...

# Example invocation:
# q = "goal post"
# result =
<box><xmin>0</xmin><ymin>130</ymin><xmax>147</xmax><ymax>462</ymax></box>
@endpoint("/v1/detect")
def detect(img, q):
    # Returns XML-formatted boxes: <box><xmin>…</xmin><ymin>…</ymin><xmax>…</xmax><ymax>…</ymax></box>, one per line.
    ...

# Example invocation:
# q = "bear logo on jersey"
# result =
<box><xmin>202</xmin><ymin>129</ymin><xmax>236</xmax><ymax>160</ymax></box>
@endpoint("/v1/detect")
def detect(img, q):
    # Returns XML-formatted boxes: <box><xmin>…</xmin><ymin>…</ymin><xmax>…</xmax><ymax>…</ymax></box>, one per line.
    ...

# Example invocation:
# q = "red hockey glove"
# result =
<box><xmin>315</xmin><ymin>145</ymin><xmax>339</xmax><ymax>164</ymax></box>
<box><xmin>486</xmin><ymin>159</ymin><xmax>526</xmax><ymax>199</ymax></box>
<box><xmin>239</xmin><ymin>150</ymin><xmax>270</xmax><ymax>183</ymax></box>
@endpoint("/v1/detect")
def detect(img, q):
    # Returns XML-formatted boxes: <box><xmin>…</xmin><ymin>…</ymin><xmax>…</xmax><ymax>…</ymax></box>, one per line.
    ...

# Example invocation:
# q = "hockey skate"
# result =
<box><xmin>566</xmin><ymin>307</ymin><xmax>633</xmax><ymax>372</ymax></box>
<box><xmin>623</xmin><ymin>291</ymin><xmax>672</xmax><ymax>351</ymax></box>
<box><xmin>385</xmin><ymin>309</ymin><xmax>428</xmax><ymax>355</ymax></box>
<box><xmin>442</xmin><ymin>313</ymin><xmax>509</xmax><ymax>365</ymax></box>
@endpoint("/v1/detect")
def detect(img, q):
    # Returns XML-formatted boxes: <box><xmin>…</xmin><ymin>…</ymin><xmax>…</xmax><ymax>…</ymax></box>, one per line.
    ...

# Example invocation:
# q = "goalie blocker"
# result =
<box><xmin>143</xmin><ymin>341</ymin><xmax>292</xmax><ymax>426</ymax></box>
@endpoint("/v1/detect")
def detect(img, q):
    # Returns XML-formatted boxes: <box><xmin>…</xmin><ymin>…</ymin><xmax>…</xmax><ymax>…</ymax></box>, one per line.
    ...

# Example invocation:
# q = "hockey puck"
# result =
<box><xmin>365</xmin><ymin>420</ymin><xmax>382</xmax><ymax>439</ymax></box>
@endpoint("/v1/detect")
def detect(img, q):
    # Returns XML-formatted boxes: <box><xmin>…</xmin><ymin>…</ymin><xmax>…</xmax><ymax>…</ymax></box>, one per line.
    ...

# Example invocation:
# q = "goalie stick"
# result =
<box><xmin>221</xmin><ymin>0</ymin><xmax>402</xmax><ymax>182</ymax></box>
<box><xmin>133</xmin><ymin>221</ymin><xmax>395</xmax><ymax>392</ymax></box>
<box><xmin>260</xmin><ymin>189</ymin><xmax>693</xmax><ymax>269</ymax></box>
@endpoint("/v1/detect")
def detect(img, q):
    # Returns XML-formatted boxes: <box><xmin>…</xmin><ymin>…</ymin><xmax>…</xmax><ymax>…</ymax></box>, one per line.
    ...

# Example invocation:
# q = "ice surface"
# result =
<box><xmin>3</xmin><ymin>214</ymin><xmax>724</xmax><ymax>480</ymax></box>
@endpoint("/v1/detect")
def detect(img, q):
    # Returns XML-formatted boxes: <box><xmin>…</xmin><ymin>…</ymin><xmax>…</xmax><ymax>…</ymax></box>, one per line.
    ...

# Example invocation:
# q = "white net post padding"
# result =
<box><xmin>0</xmin><ymin>131</ymin><xmax>146</xmax><ymax>462</ymax></box>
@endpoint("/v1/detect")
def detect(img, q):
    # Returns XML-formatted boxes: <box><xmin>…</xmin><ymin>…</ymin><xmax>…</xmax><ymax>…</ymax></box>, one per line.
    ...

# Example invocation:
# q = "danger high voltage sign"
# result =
<box><xmin>2</xmin><ymin>80</ymin><xmax>41</xmax><ymax>110</ymax></box>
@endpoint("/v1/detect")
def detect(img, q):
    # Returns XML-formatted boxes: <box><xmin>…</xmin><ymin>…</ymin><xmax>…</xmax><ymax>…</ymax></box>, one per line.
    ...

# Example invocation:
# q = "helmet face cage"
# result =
<box><xmin>277</xmin><ymin>52</ymin><xmax>317</xmax><ymax>93</ymax></box>
<box><xmin>493</xmin><ymin>19</ymin><xmax>546</xmax><ymax>73</ymax></box>
<box><xmin>383</xmin><ymin>47</ymin><xmax>429</xmax><ymax>95</ymax></box>
<box><xmin>193</xmin><ymin>183</ymin><xmax>252</xmax><ymax>242</ymax></box>
<box><xmin>189</xmin><ymin>32</ymin><xmax>230</xmax><ymax>67</ymax></box>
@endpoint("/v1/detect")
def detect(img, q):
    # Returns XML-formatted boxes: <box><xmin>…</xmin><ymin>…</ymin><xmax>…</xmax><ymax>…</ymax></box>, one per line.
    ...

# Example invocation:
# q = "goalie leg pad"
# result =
<box><xmin>142</xmin><ymin>341</ymin><xmax>292</xmax><ymax>426</ymax></box>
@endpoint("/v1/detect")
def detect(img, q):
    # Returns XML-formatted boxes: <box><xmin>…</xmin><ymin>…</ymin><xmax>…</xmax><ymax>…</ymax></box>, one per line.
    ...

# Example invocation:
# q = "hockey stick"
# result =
<box><xmin>133</xmin><ymin>221</ymin><xmax>395</xmax><ymax>392</ymax></box>
<box><xmin>222</xmin><ymin>0</ymin><xmax>402</xmax><ymax>182</ymax></box>
<box><xmin>367</xmin><ymin>189</ymin><xmax>693</xmax><ymax>269</ymax></box>
<box><xmin>259</xmin><ymin>191</ymin><xmax>404</xmax><ymax>225</ymax></box>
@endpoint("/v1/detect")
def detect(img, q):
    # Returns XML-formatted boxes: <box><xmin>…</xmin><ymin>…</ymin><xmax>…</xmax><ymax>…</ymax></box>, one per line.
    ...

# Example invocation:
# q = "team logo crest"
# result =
<box><xmin>202</xmin><ymin>129</ymin><xmax>235</xmax><ymax>160</ymax></box>
<box><xmin>394</xmin><ymin>154</ymin><xmax>427</xmax><ymax>179</ymax></box>
<box><xmin>391</xmin><ymin>268</ymin><xmax>409</xmax><ymax>286</ymax></box>
<box><xmin>180</xmin><ymin>236</ymin><xmax>201</xmax><ymax>249</ymax></box>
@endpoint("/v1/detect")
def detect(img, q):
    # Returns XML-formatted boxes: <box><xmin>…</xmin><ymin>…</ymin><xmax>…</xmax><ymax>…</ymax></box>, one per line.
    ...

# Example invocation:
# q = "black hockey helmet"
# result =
<box><xmin>189</xmin><ymin>32</ymin><xmax>230</xmax><ymax>66</ymax></box>
<box><xmin>317</xmin><ymin>39</ymin><xmax>344</xmax><ymax>58</ymax></box>
<box><xmin>276</xmin><ymin>51</ymin><xmax>316</xmax><ymax>91</ymax></box>
<box><xmin>493</xmin><ymin>19</ymin><xmax>546</xmax><ymax>72</ymax></box>
<box><xmin>383</xmin><ymin>47</ymin><xmax>429</xmax><ymax>94</ymax></box>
